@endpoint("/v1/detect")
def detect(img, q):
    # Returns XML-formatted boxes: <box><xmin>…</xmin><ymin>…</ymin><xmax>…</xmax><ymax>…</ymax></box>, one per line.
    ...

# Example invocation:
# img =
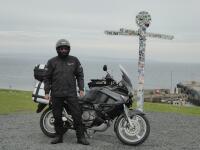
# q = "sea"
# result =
<box><xmin>0</xmin><ymin>53</ymin><xmax>200</xmax><ymax>92</ymax></box>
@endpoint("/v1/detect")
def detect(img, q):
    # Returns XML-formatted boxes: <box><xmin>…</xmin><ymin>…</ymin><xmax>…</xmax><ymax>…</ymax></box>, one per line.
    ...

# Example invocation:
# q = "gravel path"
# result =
<box><xmin>0</xmin><ymin>111</ymin><xmax>200</xmax><ymax>150</ymax></box>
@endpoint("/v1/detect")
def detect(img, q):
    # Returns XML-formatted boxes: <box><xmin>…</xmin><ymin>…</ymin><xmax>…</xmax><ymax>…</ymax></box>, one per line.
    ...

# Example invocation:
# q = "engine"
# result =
<box><xmin>82</xmin><ymin>110</ymin><xmax>96</xmax><ymax>122</ymax></box>
<box><xmin>82</xmin><ymin>110</ymin><xmax>96</xmax><ymax>125</ymax></box>
<box><xmin>82</xmin><ymin>109</ymin><xmax>105</xmax><ymax>127</ymax></box>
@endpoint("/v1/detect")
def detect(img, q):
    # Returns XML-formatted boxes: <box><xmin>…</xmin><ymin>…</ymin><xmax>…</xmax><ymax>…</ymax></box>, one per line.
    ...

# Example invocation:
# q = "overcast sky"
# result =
<box><xmin>0</xmin><ymin>0</ymin><xmax>200</xmax><ymax>63</ymax></box>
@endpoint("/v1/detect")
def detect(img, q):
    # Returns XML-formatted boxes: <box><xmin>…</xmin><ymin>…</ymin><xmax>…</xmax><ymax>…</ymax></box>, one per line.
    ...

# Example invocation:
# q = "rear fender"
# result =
<box><xmin>36</xmin><ymin>103</ymin><xmax>47</xmax><ymax>113</ymax></box>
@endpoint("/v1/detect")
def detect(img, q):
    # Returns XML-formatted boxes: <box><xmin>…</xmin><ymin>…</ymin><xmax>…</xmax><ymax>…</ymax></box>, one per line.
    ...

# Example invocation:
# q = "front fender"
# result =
<box><xmin>128</xmin><ymin>109</ymin><xmax>145</xmax><ymax>116</ymax></box>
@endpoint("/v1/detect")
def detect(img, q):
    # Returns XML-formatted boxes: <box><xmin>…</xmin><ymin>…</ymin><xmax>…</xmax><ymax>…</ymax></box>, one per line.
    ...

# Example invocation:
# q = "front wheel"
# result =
<box><xmin>115</xmin><ymin>114</ymin><xmax>150</xmax><ymax>146</ymax></box>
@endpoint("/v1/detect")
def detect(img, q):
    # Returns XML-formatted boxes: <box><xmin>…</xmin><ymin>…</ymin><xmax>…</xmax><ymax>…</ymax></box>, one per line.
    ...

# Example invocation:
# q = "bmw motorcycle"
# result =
<box><xmin>32</xmin><ymin>65</ymin><xmax>150</xmax><ymax>146</ymax></box>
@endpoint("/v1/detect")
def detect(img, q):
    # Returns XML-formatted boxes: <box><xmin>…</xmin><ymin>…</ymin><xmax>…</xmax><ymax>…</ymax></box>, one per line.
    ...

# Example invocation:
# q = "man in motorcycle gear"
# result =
<box><xmin>44</xmin><ymin>39</ymin><xmax>89</xmax><ymax>145</ymax></box>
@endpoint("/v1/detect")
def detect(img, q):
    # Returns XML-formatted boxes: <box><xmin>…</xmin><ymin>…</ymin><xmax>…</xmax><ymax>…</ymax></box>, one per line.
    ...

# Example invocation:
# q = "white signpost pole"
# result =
<box><xmin>105</xmin><ymin>11</ymin><xmax>174</xmax><ymax>111</ymax></box>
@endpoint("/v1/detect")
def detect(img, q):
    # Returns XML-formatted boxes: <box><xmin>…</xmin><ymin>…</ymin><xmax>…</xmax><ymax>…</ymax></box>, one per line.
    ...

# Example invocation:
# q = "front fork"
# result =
<box><xmin>123</xmin><ymin>104</ymin><xmax>134</xmax><ymax>128</ymax></box>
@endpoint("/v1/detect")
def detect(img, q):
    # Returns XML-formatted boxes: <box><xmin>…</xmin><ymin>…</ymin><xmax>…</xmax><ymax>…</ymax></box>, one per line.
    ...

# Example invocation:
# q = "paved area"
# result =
<box><xmin>0</xmin><ymin>111</ymin><xmax>200</xmax><ymax>150</ymax></box>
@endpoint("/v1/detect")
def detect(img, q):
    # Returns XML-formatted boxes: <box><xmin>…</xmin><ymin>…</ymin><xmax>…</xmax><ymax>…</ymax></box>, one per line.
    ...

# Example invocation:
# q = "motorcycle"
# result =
<box><xmin>32</xmin><ymin>64</ymin><xmax>150</xmax><ymax>146</ymax></box>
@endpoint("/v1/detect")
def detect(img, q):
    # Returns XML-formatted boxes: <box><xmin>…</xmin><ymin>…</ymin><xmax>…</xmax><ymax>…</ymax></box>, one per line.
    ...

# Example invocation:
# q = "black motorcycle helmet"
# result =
<box><xmin>56</xmin><ymin>39</ymin><xmax>71</xmax><ymax>58</ymax></box>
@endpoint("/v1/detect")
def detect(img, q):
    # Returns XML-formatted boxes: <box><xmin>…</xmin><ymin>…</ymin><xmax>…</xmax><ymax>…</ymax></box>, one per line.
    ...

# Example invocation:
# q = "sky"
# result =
<box><xmin>0</xmin><ymin>0</ymin><xmax>200</xmax><ymax>63</ymax></box>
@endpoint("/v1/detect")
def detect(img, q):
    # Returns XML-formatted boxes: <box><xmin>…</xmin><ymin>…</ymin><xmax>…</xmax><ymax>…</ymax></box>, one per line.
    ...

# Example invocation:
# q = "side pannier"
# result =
<box><xmin>32</xmin><ymin>81</ymin><xmax>49</xmax><ymax>104</ymax></box>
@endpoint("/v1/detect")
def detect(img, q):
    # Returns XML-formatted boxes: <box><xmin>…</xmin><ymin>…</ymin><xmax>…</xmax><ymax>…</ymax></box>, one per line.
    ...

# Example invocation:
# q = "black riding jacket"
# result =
<box><xmin>44</xmin><ymin>55</ymin><xmax>84</xmax><ymax>97</ymax></box>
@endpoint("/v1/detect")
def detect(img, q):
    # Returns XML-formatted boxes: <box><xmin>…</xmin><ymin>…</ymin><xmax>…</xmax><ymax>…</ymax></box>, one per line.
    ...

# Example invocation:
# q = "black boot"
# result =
<box><xmin>51</xmin><ymin>135</ymin><xmax>63</xmax><ymax>144</ymax></box>
<box><xmin>77</xmin><ymin>137</ymin><xmax>89</xmax><ymax>145</ymax></box>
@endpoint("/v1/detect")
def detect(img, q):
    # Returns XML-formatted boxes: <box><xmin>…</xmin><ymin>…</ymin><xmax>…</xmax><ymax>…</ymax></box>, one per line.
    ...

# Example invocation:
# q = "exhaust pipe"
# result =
<box><xmin>90</xmin><ymin>121</ymin><xmax>112</xmax><ymax>132</ymax></box>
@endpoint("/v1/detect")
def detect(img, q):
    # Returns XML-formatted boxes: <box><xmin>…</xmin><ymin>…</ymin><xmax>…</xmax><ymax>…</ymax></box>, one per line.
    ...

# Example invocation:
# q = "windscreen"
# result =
<box><xmin>119</xmin><ymin>65</ymin><xmax>133</xmax><ymax>92</ymax></box>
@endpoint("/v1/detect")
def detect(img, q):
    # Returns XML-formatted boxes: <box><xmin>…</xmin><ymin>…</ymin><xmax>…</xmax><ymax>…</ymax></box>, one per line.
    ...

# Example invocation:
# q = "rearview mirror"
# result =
<box><xmin>103</xmin><ymin>65</ymin><xmax>107</xmax><ymax>71</ymax></box>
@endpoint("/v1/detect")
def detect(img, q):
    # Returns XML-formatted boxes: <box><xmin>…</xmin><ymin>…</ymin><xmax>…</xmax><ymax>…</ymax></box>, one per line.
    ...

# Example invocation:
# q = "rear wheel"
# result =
<box><xmin>40</xmin><ymin>108</ymin><xmax>68</xmax><ymax>138</ymax></box>
<box><xmin>115</xmin><ymin>114</ymin><xmax>150</xmax><ymax>145</ymax></box>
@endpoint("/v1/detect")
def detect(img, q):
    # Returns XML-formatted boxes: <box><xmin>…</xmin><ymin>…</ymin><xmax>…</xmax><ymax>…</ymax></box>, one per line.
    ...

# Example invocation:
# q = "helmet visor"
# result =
<box><xmin>57</xmin><ymin>46</ymin><xmax>70</xmax><ymax>51</ymax></box>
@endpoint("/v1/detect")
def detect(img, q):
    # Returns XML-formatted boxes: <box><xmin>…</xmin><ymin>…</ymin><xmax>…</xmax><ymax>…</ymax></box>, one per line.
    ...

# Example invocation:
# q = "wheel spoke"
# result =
<box><xmin>136</xmin><ymin>134</ymin><xmax>141</xmax><ymax>139</ymax></box>
<box><xmin>117</xmin><ymin>115</ymin><xmax>148</xmax><ymax>144</ymax></box>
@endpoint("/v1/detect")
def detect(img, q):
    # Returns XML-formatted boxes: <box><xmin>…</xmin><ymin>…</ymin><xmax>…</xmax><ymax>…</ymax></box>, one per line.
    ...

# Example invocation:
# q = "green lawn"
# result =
<box><xmin>144</xmin><ymin>102</ymin><xmax>200</xmax><ymax>116</ymax></box>
<box><xmin>0</xmin><ymin>89</ymin><xmax>200</xmax><ymax>116</ymax></box>
<box><xmin>0</xmin><ymin>89</ymin><xmax>37</xmax><ymax>114</ymax></box>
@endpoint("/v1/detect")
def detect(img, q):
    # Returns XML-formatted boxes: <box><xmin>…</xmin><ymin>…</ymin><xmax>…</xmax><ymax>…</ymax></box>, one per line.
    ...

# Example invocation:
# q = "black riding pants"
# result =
<box><xmin>51</xmin><ymin>96</ymin><xmax>84</xmax><ymax>138</ymax></box>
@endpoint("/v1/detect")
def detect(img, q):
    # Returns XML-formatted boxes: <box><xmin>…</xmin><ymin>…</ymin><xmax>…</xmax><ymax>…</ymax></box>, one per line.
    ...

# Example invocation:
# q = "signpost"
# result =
<box><xmin>105</xmin><ymin>11</ymin><xmax>174</xmax><ymax>111</ymax></box>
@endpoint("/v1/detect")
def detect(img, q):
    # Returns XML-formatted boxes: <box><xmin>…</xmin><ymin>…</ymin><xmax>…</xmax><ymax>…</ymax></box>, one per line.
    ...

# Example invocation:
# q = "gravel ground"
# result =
<box><xmin>0</xmin><ymin>111</ymin><xmax>200</xmax><ymax>150</ymax></box>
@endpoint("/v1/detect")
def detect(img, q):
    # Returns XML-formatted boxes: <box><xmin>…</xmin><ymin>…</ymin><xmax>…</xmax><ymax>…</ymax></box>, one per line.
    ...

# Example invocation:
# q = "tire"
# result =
<box><xmin>115</xmin><ymin>114</ymin><xmax>150</xmax><ymax>146</ymax></box>
<box><xmin>40</xmin><ymin>108</ymin><xmax>68</xmax><ymax>138</ymax></box>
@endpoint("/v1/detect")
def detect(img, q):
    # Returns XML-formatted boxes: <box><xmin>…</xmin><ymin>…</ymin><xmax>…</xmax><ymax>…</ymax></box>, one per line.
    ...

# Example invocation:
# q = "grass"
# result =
<box><xmin>0</xmin><ymin>89</ymin><xmax>200</xmax><ymax>116</ymax></box>
<box><xmin>0</xmin><ymin>89</ymin><xmax>37</xmax><ymax>114</ymax></box>
<box><xmin>144</xmin><ymin>102</ymin><xmax>200</xmax><ymax>116</ymax></box>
